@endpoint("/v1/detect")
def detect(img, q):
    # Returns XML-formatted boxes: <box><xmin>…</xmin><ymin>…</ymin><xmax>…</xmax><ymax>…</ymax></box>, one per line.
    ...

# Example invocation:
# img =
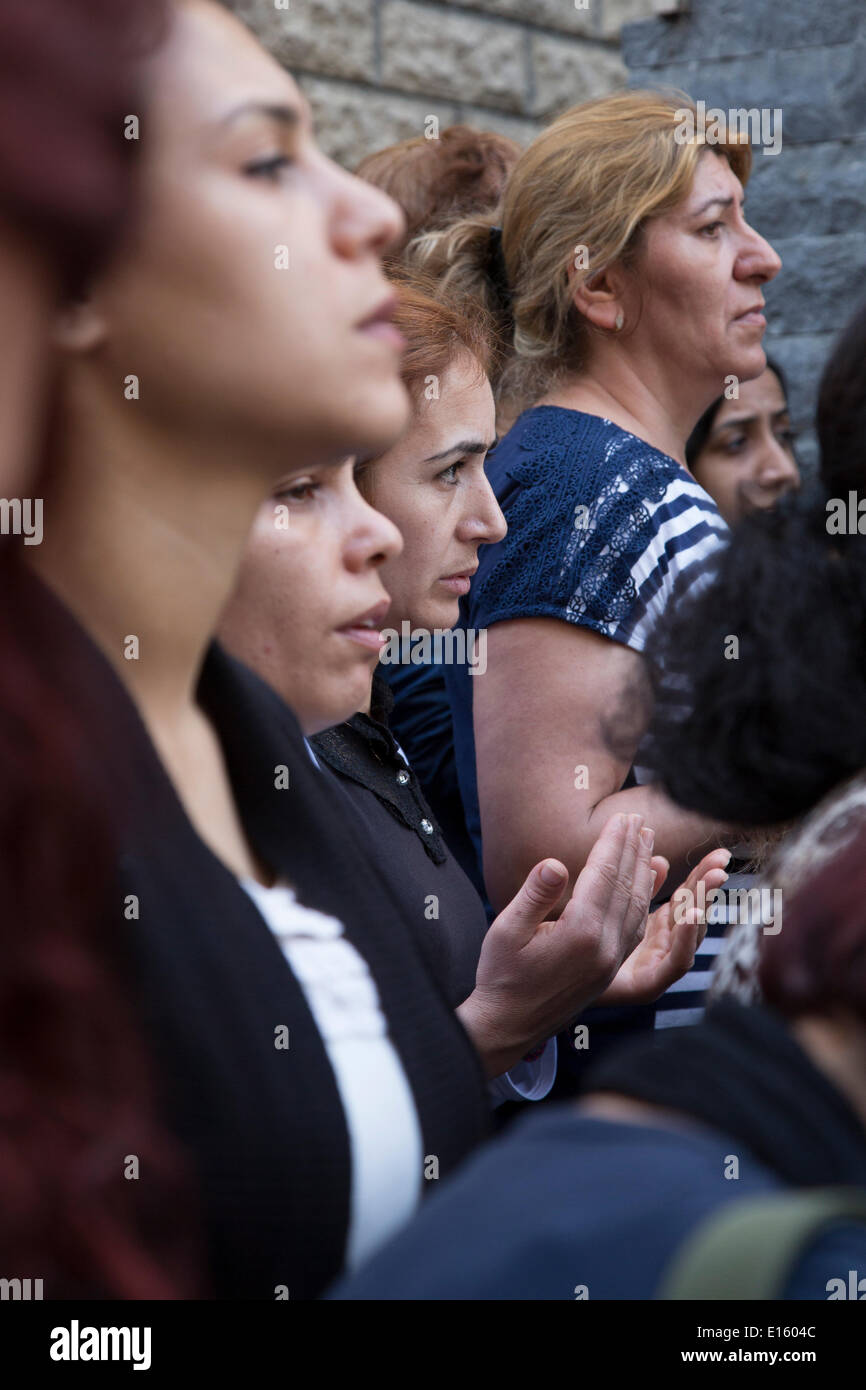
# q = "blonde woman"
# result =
<box><xmin>407</xmin><ymin>91</ymin><xmax>781</xmax><ymax>1031</ymax></box>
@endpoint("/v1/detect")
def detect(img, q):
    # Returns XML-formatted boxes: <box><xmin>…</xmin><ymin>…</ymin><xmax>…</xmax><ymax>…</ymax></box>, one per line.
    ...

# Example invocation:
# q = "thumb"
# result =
<box><xmin>490</xmin><ymin>858</ymin><xmax>569</xmax><ymax>949</ymax></box>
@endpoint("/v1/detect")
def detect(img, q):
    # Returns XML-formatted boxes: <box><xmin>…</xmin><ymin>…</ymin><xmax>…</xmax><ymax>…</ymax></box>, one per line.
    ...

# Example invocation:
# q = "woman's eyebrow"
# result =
<box><xmin>715</xmin><ymin>407</ymin><xmax>790</xmax><ymax>432</ymax></box>
<box><xmin>218</xmin><ymin>101</ymin><xmax>304</xmax><ymax>132</ymax></box>
<box><xmin>690</xmin><ymin>194</ymin><xmax>743</xmax><ymax>218</ymax></box>
<box><xmin>423</xmin><ymin>439</ymin><xmax>495</xmax><ymax>462</ymax></box>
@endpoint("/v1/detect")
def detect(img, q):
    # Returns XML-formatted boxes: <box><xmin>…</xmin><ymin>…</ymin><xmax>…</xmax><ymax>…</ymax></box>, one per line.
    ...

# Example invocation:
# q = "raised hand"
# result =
<box><xmin>597</xmin><ymin>847</ymin><xmax>732</xmax><ymax>1005</ymax></box>
<box><xmin>457</xmin><ymin>812</ymin><xmax>656</xmax><ymax>1078</ymax></box>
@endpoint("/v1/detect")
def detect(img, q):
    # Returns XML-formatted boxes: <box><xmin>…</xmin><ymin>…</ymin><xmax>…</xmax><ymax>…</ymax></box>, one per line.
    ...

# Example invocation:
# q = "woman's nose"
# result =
<box><xmin>460</xmin><ymin>480</ymin><xmax>506</xmax><ymax>545</ymax></box>
<box><xmin>738</xmin><ymin>225</ymin><xmax>782</xmax><ymax>285</ymax></box>
<box><xmin>758</xmin><ymin>436</ymin><xmax>800</xmax><ymax>488</ymax></box>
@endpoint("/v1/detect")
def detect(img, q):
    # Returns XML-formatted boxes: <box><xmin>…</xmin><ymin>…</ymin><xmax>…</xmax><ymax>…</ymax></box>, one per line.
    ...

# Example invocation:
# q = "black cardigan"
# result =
<box><xmin>312</xmin><ymin>679</ymin><xmax>489</xmax><ymax>1008</ymax></box>
<box><xmin>39</xmin><ymin>582</ymin><xmax>490</xmax><ymax>1299</ymax></box>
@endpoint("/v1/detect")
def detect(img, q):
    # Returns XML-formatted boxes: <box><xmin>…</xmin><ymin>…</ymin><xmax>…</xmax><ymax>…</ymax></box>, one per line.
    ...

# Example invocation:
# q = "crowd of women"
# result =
<box><xmin>2</xmin><ymin>0</ymin><xmax>865</xmax><ymax>1300</ymax></box>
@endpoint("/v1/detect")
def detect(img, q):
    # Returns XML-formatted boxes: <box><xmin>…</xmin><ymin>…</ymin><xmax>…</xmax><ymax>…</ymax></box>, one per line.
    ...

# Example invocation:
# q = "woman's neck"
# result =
<box><xmin>30</xmin><ymin>394</ymin><xmax>281</xmax><ymax>730</ymax></box>
<box><xmin>540</xmin><ymin>349</ymin><xmax>712</xmax><ymax>469</ymax></box>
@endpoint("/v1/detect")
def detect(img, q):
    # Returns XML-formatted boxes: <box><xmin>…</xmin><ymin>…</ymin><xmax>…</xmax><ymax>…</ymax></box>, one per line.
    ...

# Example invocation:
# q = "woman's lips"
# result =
<box><xmin>438</xmin><ymin>571</ymin><xmax>475</xmax><ymax>596</ymax></box>
<box><xmin>356</xmin><ymin>294</ymin><xmax>406</xmax><ymax>351</ymax></box>
<box><xmin>358</xmin><ymin>320</ymin><xmax>407</xmax><ymax>351</ymax></box>
<box><xmin>336</xmin><ymin>599</ymin><xmax>390</xmax><ymax>653</ymax></box>
<box><xmin>733</xmin><ymin>308</ymin><xmax>766</xmax><ymax>329</ymax></box>
<box><xmin>338</xmin><ymin>625</ymin><xmax>387</xmax><ymax>653</ymax></box>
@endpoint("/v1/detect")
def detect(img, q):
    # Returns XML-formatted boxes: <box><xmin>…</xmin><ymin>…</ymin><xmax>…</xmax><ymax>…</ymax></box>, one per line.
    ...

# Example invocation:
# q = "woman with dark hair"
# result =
<box><xmin>685</xmin><ymin>361</ymin><xmax>800</xmax><ymax>525</ymax></box>
<box><xmin>332</xmin><ymin>825</ymin><xmax>866</xmax><ymax>1300</ymax></box>
<box><xmin>0</xmin><ymin>0</ymin><xmax>200</xmax><ymax>1298</ymax></box>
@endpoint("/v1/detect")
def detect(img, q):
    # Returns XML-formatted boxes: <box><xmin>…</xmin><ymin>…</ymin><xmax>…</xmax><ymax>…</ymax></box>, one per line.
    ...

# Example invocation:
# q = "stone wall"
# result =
<box><xmin>227</xmin><ymin>0</ymin><xmax>659</xmax><ymax>167</ymax></box>
<box><xmin>623</xmin><ymin>0</ymin><xmax>866</xmax><ymax>471</ymax></box>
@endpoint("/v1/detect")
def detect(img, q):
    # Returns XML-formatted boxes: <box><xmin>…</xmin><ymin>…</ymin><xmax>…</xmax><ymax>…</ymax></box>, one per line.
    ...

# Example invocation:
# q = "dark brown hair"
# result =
<box><xmin>356</xmin><ymin>125</ymin><xmax>521</xmax><ymax>259</ymax></box>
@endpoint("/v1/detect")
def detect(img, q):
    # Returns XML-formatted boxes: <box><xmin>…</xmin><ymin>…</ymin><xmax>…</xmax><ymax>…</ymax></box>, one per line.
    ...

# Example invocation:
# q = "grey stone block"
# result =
<box><xmin>297</xmin><ymin>74</ymin><xmax>459</xmax><ymax>167</ymax></box>
<box><xmin>439</xmin><ymin>0</ymin><xmax>595</xmax><ymax>38</ymax></box>
<box><xmin>380</xmin><ymin>2</ymin><xmax>527</xmax><ymax>112</ymax></box>
<box><xmin>769</xmin><ymin>43</ymin><xmax>864</xmax><ymax>145</ymax></box>
<box><xmin>755</xmin><ymin>0</ymin><xmax>866</xmax><ymax>53</ymax></box>
<box><xmin>530</xmin><ymin>34</ymin><xmax>628</xmax><ymax>116</ymax></box>
<box><xmin>597</xmin><ymin>0</ymin><xmax>665</xmax><ymax>41</ymax></box>
<box><xmin>226</xmin><ymin>0</ymin><xmax>376</xmax><ymax>84</ymax></box>
<box><xmin>746</xmin><ymin>140</ymin><xmax>866</xmax><ymax>240</ymax></box>
<box><xmin>451</xmin><ymin>104</ymin><xmax>541</xmax><ymax>149</ymax></box>
<box><xmin>622</xmin><ymin>0</ymin><xmax>864</xmax><ymax>68</ymax></box>
<box><xmin>764</xmin><ymin>234</ymin><xmax>866</xmax><ymax>336</ymax></box>
<box><xmin>628</xmin><ymin>51</ymin><xmax>848</xmax><ymax>146</ymax></box>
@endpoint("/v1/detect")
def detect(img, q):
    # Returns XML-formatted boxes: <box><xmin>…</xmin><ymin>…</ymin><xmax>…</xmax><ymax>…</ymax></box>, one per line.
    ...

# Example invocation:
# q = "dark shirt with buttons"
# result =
<box><xmin>311</xmin><ymin>678</ymin><xmax>489</xmax><ymax>1009</ymax></box>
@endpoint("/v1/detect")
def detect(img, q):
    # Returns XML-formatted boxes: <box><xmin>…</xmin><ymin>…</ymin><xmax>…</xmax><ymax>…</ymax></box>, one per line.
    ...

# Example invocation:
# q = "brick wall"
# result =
<box><xmin>227</xmin><ymin>0</ymin><xmax>659</xmax><ymax>167</ymax></box>
<box><xmin>623</xmin><ymin>0</ymin><xmax>866</xmax><ymax>471</ymax></box>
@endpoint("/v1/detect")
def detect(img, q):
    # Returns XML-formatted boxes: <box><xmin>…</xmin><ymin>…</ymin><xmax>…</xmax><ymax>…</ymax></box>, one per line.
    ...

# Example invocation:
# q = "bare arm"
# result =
<box><xmin>473</xmin><ymin>617</ymin><xmax>727</xmax><ymax>914</ymax></box>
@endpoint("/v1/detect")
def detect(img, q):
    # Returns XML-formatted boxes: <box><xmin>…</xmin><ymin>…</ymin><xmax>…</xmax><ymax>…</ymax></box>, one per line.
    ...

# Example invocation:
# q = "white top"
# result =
<box><xmin>241</xmin><ymin>877</ymin><xmax>423</xmax><ymax>1272</ymax></box>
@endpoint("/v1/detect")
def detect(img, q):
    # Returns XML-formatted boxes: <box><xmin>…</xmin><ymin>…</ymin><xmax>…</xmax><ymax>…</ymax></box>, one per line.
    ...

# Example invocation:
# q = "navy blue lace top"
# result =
<box><xmin>441</xmin><ymin>406</ymin><xmax>728</xmax><ymax>1032</ymax></box>
<box><xmin>467</xmin><ymin>405</ymin><xmax>727</xmax><ymax>647</ymax></box>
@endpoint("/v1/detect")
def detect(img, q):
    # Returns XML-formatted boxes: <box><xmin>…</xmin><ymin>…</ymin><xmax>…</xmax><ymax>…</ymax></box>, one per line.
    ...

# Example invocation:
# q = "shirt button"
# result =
<box><xmin>396</xmin><ymin>769</ymin><xmax>410</xmax><ymax>786</ymax></box>
<box><xmin>420</xmin><ymin>818</ymin><xmax>434</xmax><ymax>835</ymax></box>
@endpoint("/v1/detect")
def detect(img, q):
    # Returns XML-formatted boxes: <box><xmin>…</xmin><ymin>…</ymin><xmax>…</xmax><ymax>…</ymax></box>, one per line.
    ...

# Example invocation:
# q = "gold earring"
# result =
<box><xmin>615</xmin><ymin>311</ymin><xmax>624</xmax><ymax>331</ymax></box>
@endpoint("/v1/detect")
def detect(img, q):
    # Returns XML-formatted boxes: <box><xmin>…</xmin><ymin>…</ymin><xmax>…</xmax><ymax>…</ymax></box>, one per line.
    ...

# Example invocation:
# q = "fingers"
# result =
<box><xmin>489</xmin><ymin>857</ymin><xmax>569</xmax><ymax>951</ymax></box>
<box><xmin>649</xmin><ymin>854</ymin><xmax>670</xmax><ymax>900</ymax></box>
<box><xmin>682</xmin><ymin>848</ymin><xmax>732</xmax><ymax>895</ymax></box>
<box><xmin>564</xmin><ymin>813</ymin><xmax>652</xmax><ymax>979</ymax></box>
<box><xmin>658</xmin><ymin>911</ymin><xmax>701</xmax><ymax>989</ymax></box>
<box><xmin>566</xmin><ymin>811</ymin><xmax>628</xmax><ymax>918</ymax></box>
<box><xmin>617</xmin><ymin>823</ymin><xmax>655</xmax><ymax>959</ymax></box>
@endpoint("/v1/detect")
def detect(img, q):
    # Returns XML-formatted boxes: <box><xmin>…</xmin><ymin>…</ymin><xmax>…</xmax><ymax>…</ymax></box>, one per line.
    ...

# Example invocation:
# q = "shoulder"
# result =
<box><xmin>471</xmin><ymin>411</ymin><xmax>726</xmax><ymax>645</ymax></box>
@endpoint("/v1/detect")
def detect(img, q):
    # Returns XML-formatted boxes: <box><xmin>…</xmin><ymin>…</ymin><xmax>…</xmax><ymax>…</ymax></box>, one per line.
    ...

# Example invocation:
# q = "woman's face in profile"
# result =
<box><xmin>692</xmin><ymin>368</ymin><xmax>800</xmax><ymax>524</ymax></box>
<box><xmin>219</xmin><ymin>457</ymin><xmax>403</xmax><ymax>735</ymax></box>
<box><xmin>362</xmin><ymin>351</ymin><xmax>503</xmax><ymax>633</ymax></box>
<box><xmin>68</xmin><ymin>0</ymin><xmax>410</xmax><ymax>470</ymax></box>
<box><xmin>628</xmin><ymin>149</ymin><xmax>782</xmax><ymax>404</ymax></box>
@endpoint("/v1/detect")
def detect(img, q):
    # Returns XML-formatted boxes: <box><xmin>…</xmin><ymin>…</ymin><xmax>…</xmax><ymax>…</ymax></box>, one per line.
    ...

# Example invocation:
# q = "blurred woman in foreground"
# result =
<box><xmin>0</xmin><ymin>0</ymin><xmax>202</xmax><ymax>1298</ymax></box>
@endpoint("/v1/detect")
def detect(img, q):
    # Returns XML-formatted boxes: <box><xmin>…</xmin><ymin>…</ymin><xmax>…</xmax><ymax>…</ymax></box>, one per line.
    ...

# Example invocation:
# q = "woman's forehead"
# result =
<box><xmin>147</xmin><ymin>1</ymin><xmax>305</xmax><ymax>135</ymax></box>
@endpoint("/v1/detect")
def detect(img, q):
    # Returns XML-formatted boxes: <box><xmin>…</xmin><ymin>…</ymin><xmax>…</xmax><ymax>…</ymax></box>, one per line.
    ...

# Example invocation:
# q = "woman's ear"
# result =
<box><xmin>570</xmin><ymin>263</ymin><xmax>627</xmax><ymax>334</ymax></box>
<box><xmin>52</xmin><ymin>298</ymin><xmax>108</xmax><ymax>354</ymax></box>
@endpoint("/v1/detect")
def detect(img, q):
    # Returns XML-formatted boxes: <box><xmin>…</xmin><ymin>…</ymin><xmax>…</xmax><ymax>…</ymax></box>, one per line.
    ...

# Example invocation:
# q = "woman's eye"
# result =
<box><xmin>700</xmin><ymin>221</ymin><xmax>723</xmax><ymax>237</ymax></box>
<box><xmin>438</xmin><ymin>461</ymin><xmax>466</xmax><ymax>485</ymax></box>
<box><xmin>777</xmin><ymin>427</ymin><xmax>798</xmax><ymax>450</ymax></box>
<box><xmin>244</xmin><ymin>154</ymin><xmax>293</xmax><ymax>181</ymax></box>
<box><xmin>274</xmin><ymin>480</ymin><xmax>319</xmax><ymax>504</ymax></box>
<box><xmin>722</xmin><ymin>434</ymin><xmax>747</xmax><ymax>454</ymax></box>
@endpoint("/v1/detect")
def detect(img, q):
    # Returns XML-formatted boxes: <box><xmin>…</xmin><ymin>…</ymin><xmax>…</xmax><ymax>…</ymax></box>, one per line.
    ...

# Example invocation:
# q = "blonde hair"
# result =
<box><xmin>408</xmin><ymin>90</ymin><xmax>752</xmax><ymax>409</ymax></box>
